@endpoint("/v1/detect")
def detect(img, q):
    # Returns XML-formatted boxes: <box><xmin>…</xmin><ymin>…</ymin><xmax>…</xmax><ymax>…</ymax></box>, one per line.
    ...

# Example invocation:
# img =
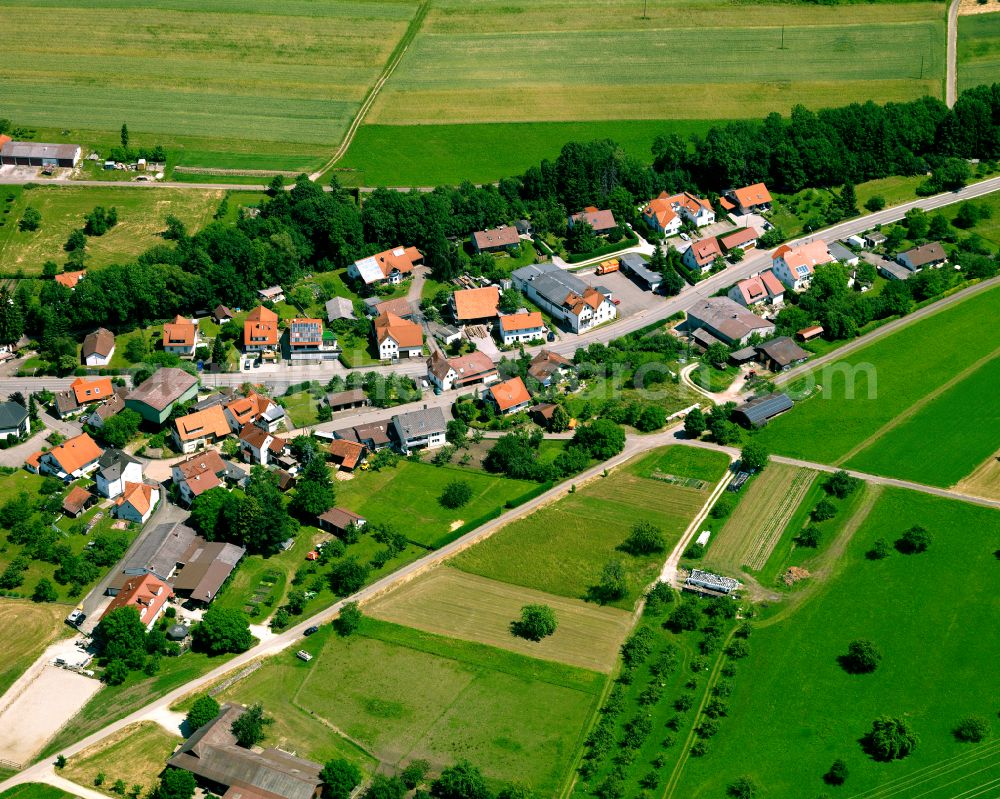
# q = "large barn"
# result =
<box><xmin>0</xmin><ymin>137</ymin><xmax>81</xmax><ymax>168</ymax></box>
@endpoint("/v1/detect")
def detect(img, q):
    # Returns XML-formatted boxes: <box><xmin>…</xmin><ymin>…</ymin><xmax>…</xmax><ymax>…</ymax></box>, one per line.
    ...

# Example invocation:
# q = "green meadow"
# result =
<box><xmin>958</xmin><ymin>12</ymin><xmax>1000</xmax><ymax>94</ymax></box>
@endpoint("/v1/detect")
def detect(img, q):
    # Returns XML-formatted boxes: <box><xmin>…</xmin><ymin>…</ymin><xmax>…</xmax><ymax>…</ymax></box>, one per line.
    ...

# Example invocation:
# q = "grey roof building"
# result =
<box><xmin>755</xmin><ymin>336</ymin><xmax>810</xmax><ymax>371</ymax></box>
<box><xmin>732</xmin><ymin>392</ymin><xmax>794</xmax><ymax>428</ymax></box>
<box><xmin>618</xmin><ymin>253</ymin><xmax>662</xmax><ymax>291</ymax></box>
<box><xmin>0</xmin><ymin>401</ymin><xmax>29</xmax><ymax>438</ymax></box>
<box><xmin>828</xmin><ymin>241</ymin><xmax>859</xmax><ymax>265</ymax></box>
<box><xmin>512</xmin><ymin>262</ymin><xmax>590</xmax><ymax>306</ymax></box>
<box><xmin>685</xmin><ymin>297</ymin><xmax>776</xmax><ymax>346</ymax></box>
<box><xmin>96</xmin><ymin>448</ymin><xmax>141</xmax><ymax>484</ymax></box>
<box><xmin>325</xmin><ymin>296</ymin><xmax>355</xmax><ymax>323</ymax></box>
<box><xmin>391</xmin><ymin>407</ymin><xmax>447</xmax><ymax>454</ymax></box>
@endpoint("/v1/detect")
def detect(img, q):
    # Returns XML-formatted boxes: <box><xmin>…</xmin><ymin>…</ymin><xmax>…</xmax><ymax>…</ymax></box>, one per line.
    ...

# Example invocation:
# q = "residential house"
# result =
<box><xmin>755</xmin><ymin>336</ymin><xmax>810</xmax><ymax>371</ymax></box>
<box><xmin>239</xmin><ymin>423</ymin><xmax>287</xmax><ymax>466</ymax></box>
<box><xmin>727</xmin><ymin>183</ymin><xmax>772</xmax><ymax>215</ymax></box>
<box><xmin>373</xmin><ymin>312</ymin><xmax>423</xmax><ymax>360</ymax></box>
<box><xmin>25</xmin><ymin>451</ymin><xmax>41</xmax><ymax>474</ymax></box>
<box><xmin>324</xmin><ymin>297</ymin><xmax>355</xmax><ymax>323</ymax></box>
<box><xmin>733</xmin><ymin>392</ymin><xmax>794</xmax><ymax>428</ymax></box>
<box><xmin>682</xmin><ymin>237</ymin><xmax>723</xmax><ymax>273</ymax></box>
<box><xmin>452</xmin><ymin>286</ymin><xmax>501</xmax><ymax>325</ymax></box>
<box><xmin>511</xmin><ymin>263</ymin><xmax>616</xmax><ymax>333</ymax></box>
<box><xmin>82</xmin><ymin>328</ymin><xmax>115</xmax><ymax>366</ymax></box>
<box><xmin>286</xmin><ymin>317</ymin><xmax>338</xmax><ymax>361</ymax></box>
<box><xmin>685</xmin><ymin>297</ymin><xmax>776</xmax><ymax>346</ymax></box>
<box><xmin>527</xmin><ymin>349</ymin><xmax>573</xmax><ymax>386</ymax></box>
<box><xmin>173</xmin><ymin>404</ymin><xmax>231</xmax><ymax>453</ymax></box>
<box><xmin>168</xmin><ymin>703</ymin><xmax>323</xmax><ymax>799</ymax></box>
<box><xmin>95</xmin><ymin>448</ymin><xmax>143</xmax><ymax>499</ymax></box>
<box><xmin>618</xmin><ymin>253</ymin><xmax>661</xmax><ymax>292</ymax></box>
<box><xmin>0</xmin><ymin>401</ymin><xmax>29</xmax><ymax>440</ymax></box>
<box><xmin>54</xmin><ymin>270</ymin><xmax>85</xmax><ymax>290</ymax></box>
<box><xmin>327</xmin><ymin>439</ymin><xmax>367</xmax><ymax>472</ymax></box>
<box><xmin>39</xmin><ymin>432</ymin><xmax>103</xmax><ymax>481</ymax></box>
<box><xmin>224</xmin><ymin>392</ymin><xmax>285</xmax><ymax>434</ymax></box>
<box><xmin>370</xmin><ymin>297</ymin><xmax>414</xmax><ymax>319</ymax></box>
<box><xmin>318</xmin><ymin>508</ymin><xmax>367</xmax><ymax>537</ymax></box>
<box><xmin>663</xmin><ymin>191</ymin><xmax>716</xmax><ymax>228</ymax></box>
<box><xmin>171</xmin><ymin>538</ymin><xmax>245</xmax><ymax>604</ymax></box>
<box><xmin>257</xmin><ymin>285</ymin><xmax>285</xmax><ymax>303</ymax></box>
<box><xmin>211</xmin><ymin>305</ymin><xmax>234</xmax><ymax>324</ymax></box>
<box><xmin>391</xmin><ymin>407</ymin><xmax>447</xmax><ymax>454</ymax></box>
<box><xmin>728</xmin><ymin>270</ymin><xmax>785</xmax><ymax>308</ymax></box>
<box><xmin>162</xmin><ymin>315</ymin><xmax>198</xmax><ymax>357</ymax></box>
<box><xmin>101</xmin><ymin>573</ymin><xmax>172</xmax><ymax>630</ymax></box>
<box><xmin>426</xmin><ymin>350</ymin><xmax>498</xmax><ymax>392</ymax></box>
<box><xmin>332</xmin><ymin>421</ymin><xmax>392</xmax><ymax>451</ymax></box>
<box><xmin>53</xmin><ymin>389</ymin><xmax>81</xmax><ymax>419</ymax></box>
<box><xmin>85</xmin><ymin>389</ymin><xmax>126</xmax><ymax>429</ymax></box>
<box><xmin>771</xmin><ymin>240</ymin><xmax>833</xmax><ymax>291</ymax></box>
<box><xmin>897</xmin><ymin>242</ymin><xmax>947</xmax><ymax>272</ymax></box>
<box><xmin>348</xmin><ymin>246</ymin><xmax>423</xmax><ymax>286</ymax></box>
<box><xmin>486</xmin><ymin>376</ymin><xmax>532</xmax><ymax>416</ymax></box>
<box><xmin>243</xmin><ymin>306</ymin><xmax>280</xmax><ymax>353</ymax></box>
<box><xmin>719</xmin><ymin>227</ymin><xmax>759</xmax><ymax>253</ymax></box>
<box><xmin>62</xmin><ymin>485</ymin><xmax>95</xmax><ymax>518</ymax></box>
<box><xmin>877</xmin><ymin>259</ymin><xmax>913</xmax><ymax>281</ymax></box>
<box><xmin>172</xmin><ymin>450</ymin><xmax>243</xmax><ymax>505</ymax></box>
<box><xmin>515</xmin><ymin>219</ymin><xmax>533</xmax><ymax>236</ymax></box>
<box><xmin>471</xmin><ymin>226</ymin><xmax>520</xmax><ymax>254</ymax></box>
<box><xmin>530</xmin><ymin>402</ymin><xmax>559</xmax><ymax>429</ymax></box>
<box><xmin>126</xmin><ymin>367</ymin><xmax>199</xmax><ymax>424</ymax></box>
<box><xmin>324</xmin><ymin>389</ymin><xmax>369</xmax><ymax>413</ymax></box>
<box><xmin>568</xmin><ymin>207</ymin><xmax>617</xmax><ymax>235</ymax></box>
<box><xmin>115</xmin><ymin>481</ymin><xmax>160</xmax><ymax>524</ymax></box>
<box><xmin>70</xmin><ymin>376</ymin><xmax>114</xmax><ymax>406</ymax></box>
<box><xmin>497</xmin><ymin>311</ymin><xmax>545</xmax><ymax>345</ymax></box>
<box><xmin>828</xmin><ymin>241</ymin><xmax>859</xmax><ymax>266</ymax></box>
<box><xmin>641</xmin><ymin>194</ymin><xmax>683</xmax><ymax>236</ymax></box>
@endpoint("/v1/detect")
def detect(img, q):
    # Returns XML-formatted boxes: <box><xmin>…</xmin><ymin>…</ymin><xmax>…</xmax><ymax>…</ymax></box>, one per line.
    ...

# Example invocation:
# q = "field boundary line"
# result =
<box><xmin>744</xmin><ymin>469</ymin><xmax>815</xmax><ymax>571</ymax></box>
<box><xmin>311</xmin><ymin>0</ymin><xmax>432</xmax><ymax>181</ymax></box>
<box><xmin>835</xmin><ymin>344</ymin><xmax>1000</xmax><ymax>466</ymax></box>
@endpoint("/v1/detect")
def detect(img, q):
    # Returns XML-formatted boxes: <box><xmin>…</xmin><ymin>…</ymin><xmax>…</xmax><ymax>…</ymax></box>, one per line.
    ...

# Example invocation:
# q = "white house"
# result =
<box><xmin>426</xmin><ymin>351</ymin><xmax>498</xmax><ymax>392</ymax></box>
<box><xmin>683</xmin><ymin>237</ymin><xmax>723</xmax><ymax>273</ymax></box>
<box><xmin>642</xmin><ymin>192</ymin><xmax>714</xmax><ymax>233</ymax></box>
<box><xmin>771</xmin><ymin>240</ymin><xmax>833</xmax><ymax>291</ymax></box>
<box><xmin>94</xmin><ymin>449</ymin><xmax>143</xmax><ymax>499</ymax></box>
<box><xmin>391</xmin><ymin>407</ymin><xmax>447</xmax><ymax>454</ymax></box>
<box><xmin>348</xmin><ymin>246</ymin><xmax>423</xmax><ymax>287</ymax></box>
<box><xmin>497</xmin><ymin>311</ymin><xmax>546</xmax><ymax>345</ymax></box>
<box><xmin>161</xmin><ymin>315</ymin><xmax>198</xmax><ymax>358</ymax></box>
<box><xmin>82</xmin><ymin>328</ymin><xmax>115</xmax><ymax>367</ymax></box>
<box><xmin>239</xmin><ymin>424</ymin><xmax>287</xmax><ymax>466</ymax></box>
<box><xmin>728</xmin><ymin>270</ymin><xmax>785</xmax><ymax>308</ymax></box>
<box><xmin>0</xmin><ymin>402</ymin><xmax>29</xmax><ymax>440</ymax></box>
<box><xmin>114</xmin><ymin>482</ymin><xmax>159</xmax><ymax>524</ymax></box>
<box><xmin>511</xmin><ymin>263</ymin><xmax>616</xmax><ymax>334</ymax></box>
<box><xmin>373</xmin><ymin>312</ymin><xmax>423</xmax><ymax>360</ymax></box>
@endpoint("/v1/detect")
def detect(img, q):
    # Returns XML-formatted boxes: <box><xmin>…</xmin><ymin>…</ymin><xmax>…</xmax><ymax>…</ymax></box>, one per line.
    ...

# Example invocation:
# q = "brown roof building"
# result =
<box><xmin>452</xmin><ymin>286</ymin><xmax>501</xmax><ymax>323</ymax></box>
<box><xmin>62</xmin><ymin>485</ymin><xmax>94</xmax><ymax>517</ymax></box>
<box><xmin>327</xmin><ymin>439</ymin><xmax>367</xmax><ymax>471</ymax></box>
<box><xmin>102</xmin><ymin>573</ymin><xmax>172</xmax><ymax>629</ymax></box>
<box><xmin>569</xmin><ymin>207</ymin><xmax>617</xmax><ymax>234</ymax></box>
<box><xmin>318</xmin><ymin>508</ymin><xmax>366</xmax><ymax>536</ymax></box>
<box><xmin>82</xmin><ymin>328</ymin><xmax>115</xmax><ymax>364</ymax></box>
<box><xmin>172</xmin><ymin>538</ymin><xmax>245</xmax><ymax>604</ymax></box>
<box><xmin>472</xmin><ymin>226</ymin><xmax>520</xmax><ymax>253</ymax></box>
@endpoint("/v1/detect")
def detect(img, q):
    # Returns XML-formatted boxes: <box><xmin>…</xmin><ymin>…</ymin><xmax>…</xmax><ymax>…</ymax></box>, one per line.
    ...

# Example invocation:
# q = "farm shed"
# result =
<box><xmin>755</xmin><ymin>336</ymin><xmax>810</xmax><ymax>371</ymax></box>
<box><xmin>733</xmin><ymin>392</ymin><xmax>794</xmax><ymax>428</ymax></box>
<box><xmin>685</xmin><ymin>569</ymin><xmax>741</xmax><ymax>595</ymax></box>
<box><xmin>618</xmin><ymin>253</ymin><xmax>661</xmax><ymax>291</ymax></box>
<box><xmin>0</xmin><ymin>140</ymin><xmax>81</xmax><ymax>167</ymax></box>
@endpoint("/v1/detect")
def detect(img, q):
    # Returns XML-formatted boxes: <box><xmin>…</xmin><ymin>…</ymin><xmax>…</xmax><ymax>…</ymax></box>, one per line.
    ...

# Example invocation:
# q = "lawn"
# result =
<box><xmin>0</xmin><ymin>786</ymin><xmax>75</xmax><ymax>799</ymax></box>
<box><xmin>675</xmin><ymin>488</ymin><xmax>1000</xmax><ymax>799</ymax></box>
<box><xmin>0</xmin><ymin>598</ymin><xmax>70</xmax><ymax>698</ymax></box>
<box><xmin>366</xmin><ymin>567</ymin><xmax>634</xmax><ymax>673</ymax></box>
<box><xmin>369</xmin><ymin>0</ymin><xmax>943</xmax><ymax>127</ymax></box>
<box><xmin>211</xmin><ymin>527</ymin><xmax>314</xmax><ymax>616</ymax></box>
<box><xmin>63</xmin><ymin>722</ymin><xmax>181</xmax><ymax>797</ymax></box>
<box><xmin>0</xmin><ymin>186</ymin><xmax>221</xmax><ymax>274</ymax></box>
<box><xmin>452</xmin><ymin>447</ymin><xmax>729</xmax><ymax>608</ymax></box>
<box><xmin>0</xmin><ymin>0</ymin><xmax>422</xmax><ymax>167</ymax></box>
<box><xmin>957</xmin><ymin>12</ymin><xmax>1000</xmax><ymax>93</ymax></box>
<box><xmin>755</xmin><ymin>283</ymin><xmax>1000</xmax><ymax>466</ymax></box>
<box><xmin>845</xmin><ymin>354</ymin><xmax>1000</xmax><ymax>487</ymax></box>
<box><xmin>280</xmin><ymin>389</ymin><xmax>323</xmax><ymax>429</ymax></box>
<box><xmin>214</xmin><ymin>617</ymin><xmax>603</xmax><ymax>796</ymax></box>
<box><xmin>943</xmin><ymin>184</ymin><xmax>1000</xmax><ymax>247</ymax></box>
<box><xmin>334</xmin><ymin>460</ymin><xmax>542</xmax><ymax>549</ymax></box>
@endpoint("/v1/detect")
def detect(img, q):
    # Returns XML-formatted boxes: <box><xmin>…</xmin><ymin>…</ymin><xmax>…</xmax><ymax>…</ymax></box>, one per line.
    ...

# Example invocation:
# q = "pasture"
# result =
<box><xmin>0</xmin><ymin>0</ymin><xmax>421</xmax><ymax>167</ymax></box>
<box><xmin>334</xmin><ymin>460</ymin><xmax>541</xmax><ymax>549</ymax></box>
<box><xmin>704</xmin><ymin>465</ymin><xmax>816</xmax><ymax>574</ymax></box>
<box><xmin>369</xmin><ymin>1</ymin><xmax>944</xmax><ymax>126</ymax></box>
<box><xmin>958</xmin><ymin>13</ymin><xmax>1000</xmax><ymax>94</ymax></box>
<box><xmin>366</xmin><ymin>567</ymin><xmax>634</xmax><ymax>672</ymax></box>
<box><xmin>845</xmin><ymin>354</ymin><xmax>1000</xmax><ymax>487</ymax></box>
<box><xmin>0</xmin><ymin>599</ymin><xmax>68</xmax><ymax>698</ymax></box>
<box><xmin>756</xmin><ymin>284</ymin><xmax>1000</xmax><ymax>465</ymax></box>
<box><xmin>452</xmin><ymin>447</ymin><xmax>729</xmax><ymax>608</ymax></box>
<box><xmin>63</xmin><ymin>722</ymin><xmax>181</xmax><ymax>796</ymax></box>
<box><xmin>0</xmin><ymin>186</ymin><xmax>223</xmax><ymax>273</ymax></box>
<box><xmin>0</xmin><ymin>787</ymin><xmax>75</xmax><ymax>799</ymax></box>
<box><xmin>675</xmin><ymin>488</ymin><xmax>1000</xmax><ymax>798</ymax></box>
<box><xmin>217</xmin><ymin>618</ymin><xmax>602</xmax><ymax>796</ymax></box>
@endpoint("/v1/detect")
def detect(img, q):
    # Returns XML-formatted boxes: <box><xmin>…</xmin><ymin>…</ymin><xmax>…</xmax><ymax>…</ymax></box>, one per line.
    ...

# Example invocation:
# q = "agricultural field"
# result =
<box><xmin>452</xmin><ymin>447</ymin><xmax>730</xmax><ymax>608</ymax></box>
<box><xmin>0</xmin><ymin>186</ymin><xmax>225</xmax><ymax>274</ymax></box>
<box><xmin>0</xmin><ymin>0</ymin><xmax>422</xmax><ymax>170</ymax></box>
<box><xmin>334</xmin><ymin>460</ymin><xmax>542</xmax><ymax>549</ymax></box>
<box><xmin>366</xmin><ymin>566</ymin><xmax>634</xmax><ymax>672</ymax></box>
<box><xmin>703</xmin><ymin>465</ymin><xmax>816</xmax><ymax>574</ymax></box>
<box><xmin>957</xmin><ymin>12</ymin><xmax>1000</xmax><ymax>94</ymax></box>
<box><xmin>675</xmin><ymin>488</ymin><xmax>1000</xmax><ymax>798</ymax></box>
<box><xmin>0</xmin><ymin>599</ymin><xmax>69</xmax><ymax>698</ymax></box>
<box><xmin>213</xmin><ymin>618</ymin><xmax>603</xmax><ymax>795</ymax></box>
<box><xmin>63</xmin><ymin>722</ymin><xmax>181</xmax><ymax>797</ymax></box>
<box><xmin>756</xmin><ymin>284</ymin><xmax>1000</xmax><ymax>468</ymax></box>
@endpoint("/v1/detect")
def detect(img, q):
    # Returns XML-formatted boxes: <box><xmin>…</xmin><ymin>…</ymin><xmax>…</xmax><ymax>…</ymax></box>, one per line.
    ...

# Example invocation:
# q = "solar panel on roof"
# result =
<box><xmin>795</xmin><ymin>265</ymin><xmax>810</xmax><ymax>276</ymax></box>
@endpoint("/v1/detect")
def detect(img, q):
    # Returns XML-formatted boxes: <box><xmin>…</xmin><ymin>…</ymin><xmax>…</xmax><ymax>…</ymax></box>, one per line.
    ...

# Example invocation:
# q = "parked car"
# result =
<box><xmin>304</xmin><ymin>625</ymin><xmax>319</xmax><ymax>636</ymax></box>
<box><xmin>66</xmin><ymin>609</ymin><xmax>86</xmax><ymax>627</ymax></box>
<box><xmin>680</xmin><ymin>233</ymin><xmax>691</xmax><ymax>242</ymax></box>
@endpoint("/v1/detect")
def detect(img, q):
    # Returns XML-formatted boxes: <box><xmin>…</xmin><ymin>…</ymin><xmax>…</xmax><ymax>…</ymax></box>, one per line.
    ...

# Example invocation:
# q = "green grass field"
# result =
<box><xmin>756</xmin><ymin>284</ymin><xmax>1000</xmax><ymax>466</ymax></box>
<box><xmin>0</xmin><ymin>185</ymin><xmax>224</xmax><ymax>273</ymax></box>
<box><xmin>675</xmin><ymin>488</ymin><xmax>1000</xmax><ymax>798</ymax></box>
<box><xmin>334</xmin><ymin>460</ymin><xmax>542</xmax><ymax>549</ymax></box>
<box><xmin>0</xmin><ymin>0</ymin><xmax>421</xmax><ymax>168</ymax></box>
<box><xmin>944</xmin><ymin>184</ymin><xmax>1000</xmax><ymax>246</ymax></box>
<box><xmin>215</xmin><ymin>618</ymin><xmax>603</xmax><ymax>795</ymax></box>
<box><xmin>0</xmin><ymin>786</ymin><xmax>75</xmax><ymax>799</ymax></box>
<box><xmin>958</xmin><ymin>13</ymin><xmax>1000</xmax><ymax>93</ymax></box>
<box><xmin>452</xmin><ymin>447</ymin><xmax>729</xmax><ymax>608</ymax></box>
<box><xmin>63</xmin><ymin>722</ymin><xmax>181</xmax><ymax>797</ymax></box>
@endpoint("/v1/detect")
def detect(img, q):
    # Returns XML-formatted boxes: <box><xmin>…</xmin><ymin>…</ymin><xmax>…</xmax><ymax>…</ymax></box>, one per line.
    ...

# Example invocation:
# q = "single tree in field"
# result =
<box><xmin>430</xmin><ymin>761</ymin><xmax>490</xmax><ymax>799</ymax></box>
<box><xmin>320</xmin><ymin>759</ymin><xmax>361</xmax><ymax>799</ymax></box>
<box><xmin>439</xmin><ymin>479</ymin><xmax>473</xmax><ymax>509</ymax></box>
<box><xmin>727</xmin><ymin>775</ymin><xmax>758</xmax><ymax>798</ymax></box>
<box><xmin>19</xmin><ymin>206</ymin><xmax>41</xmax><ymax>232</ymax></box>
<box><xmin>333</xmin><ymin>602</ymin><xmax>362</xmax><ymax>636</ymax></box>
<box><xmin>842</xmin><ymin>639</ymin><xmax>881</xmax><ymax>674</ymax></box>
<box><xmin>897</xmin><ymin>525</ymin><xmax>932</xmax><ymax>554</ymax></box>
<box><xmin>120</xmin><ymin>122</ymin><xmax>129</xmax><ymax>150</ymax></box>
<box><xmin>593</xmin><ymin>559</ymin><xmax>627</xmax><ymax>603</ymax></box>
<box><xmin>511</xmin><ymin>604</ymin><xmax>557</xmax><ymax>641</ymax></box>
<box><xmin>866</xmin><ymin>538</ymin><xmax>891</xmax><ymax>560</ymax></box>
<box><xmin>185</xmin><ymin>695</ymin><xmax>220</xmax><ymax>734</ymax></box>
<box><xmin>623</xmin><ymin>520</ymin><xmax>666</xmax><ymax>555</ymax></box>
<box><xmin>953</xmin><ymin>715</ymin><xmax>991</xmax><ymax>743</ymax></box>
<box><xmin>824</xmin><ymin>758</ymin><xmax>849</xmax><ymax>785</ymax></box>
<box><xmin>230</xmin><ymin>703</ymin><xmax>272</xmax><ymax>748</ymax></box>
<box><xmin>864</xmin><ymin>716</ymin><xmax>918</xmax><ymax>761</ymax></box>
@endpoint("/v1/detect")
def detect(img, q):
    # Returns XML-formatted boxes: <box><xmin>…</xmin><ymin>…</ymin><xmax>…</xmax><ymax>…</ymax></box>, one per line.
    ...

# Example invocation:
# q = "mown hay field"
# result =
<box><xmin>367</xmin><ymin>567</ymin><xmax>634</xmax><ymax>673</ymax></box>
<box><xmin>958</xmin><ymin>13</ymin><xmax>1000</xmax><ymax>93</ymax></box>
<box><xmin>0</xmin><ymin>599</ymin><xmax>68</xmax><ymax>698</ymax></box>
<box><xmin>0</xmin><ymin>0</ymin><xmax>420</xmax><ymax>165</ymax></box>
<box><xmin>368</xmin><ymin>1</ymin><xmax>944</xmax><ymax>124</ymax></box>
<box><xmin>63</xmin><ymin>722</ymin><xmax>181</xmax><ymax>797</ymax></box>
<box><xmin>705</xmin><ymin>465</ymin><xmax>816</xmax><ymax>573</ymax></box>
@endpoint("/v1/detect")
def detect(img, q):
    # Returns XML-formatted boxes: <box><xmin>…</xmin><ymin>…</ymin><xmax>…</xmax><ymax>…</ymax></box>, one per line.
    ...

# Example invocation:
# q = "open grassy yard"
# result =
<box><xmin>958</xmin><ymin>13</ymin><xmax>1000</xmax><ymax>93</ymax></box>
<box><xmin>215</xmin><ymin>618</ymin><xmax>602</xmax><ymax>796</ymax></box>
<box><xmin>675</xmin><ymin>488</ymin><xmax>1000</xmax><ymax>798</ymax></box>
<box><xmin>280</xmin><ymin>389</ymin><xmax>323</xmax><ymax>429</ymax></box>
<box><xmin>0</xmin><ymin>786</ymin><xmax>75</xmax><ymax>799</ymax></box>
<box><xmin>0</xmin><ymin>599</ymin><xmax>69</xmax><ymax>697</ymax></box>
<box><xmin>0</xmin><ymin>0</ymin><xmax>421</xmax><ymax>168</ymax></box>
<box><xmin>334</xmin><ymin>460</ymin><xmax>541</xmax><ymax>549</ymax></box>
<box><xmin>943</xmin><ymin>184</ymin><xmax>1000</xmax><ymax>247</ymax></box>
<box><xmin>845</xmin><ymin>354</ymin><xmax>1000</xmax><ymax>487</ymax></box>
<box><xmin>63</xmin><ymin>722</ymin><xmax>181</xmax><ymax>797</ymax></box>
<box><xmin>452</xmin><ymin>447</ymin><xmax>729</xmax><ymax>608</ymax></box>
<box><xmin>369</xmin><ymin>1</ymin><xmax>943</xmax><ymax>126</ymax></box>
<box><xmin>0</xmin><ymin>186</ymin><xmax>222</xmax><ymax>274</ymax></box>
<box><xmin>755</xmin><ymin>284</ymin><xmax>1000</xmax><ymax>466</ymax></box>
<box><xmin>366</xmin><ymin>567</ymin><xmax>634</xmax><ymax>673</ymax></box>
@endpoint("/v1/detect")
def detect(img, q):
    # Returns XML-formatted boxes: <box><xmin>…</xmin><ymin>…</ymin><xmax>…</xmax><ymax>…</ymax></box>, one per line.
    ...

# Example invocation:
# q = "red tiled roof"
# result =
<box><xmin>688</xmin><ymin>237</ymin><xmax>722</xmax><ymax>267</ymax></box>
<box><xmin>733</xmin><ymin>183</ymin><xmax>772</xmax><ymax>208</ymax></box>
<box><xmin>499</xmin><ymin>312</ymin><xmax>544</xmax><ymax>332</ymax></box>
<box><xmin>116</xmin><ymin>481</ymin><xmax>156</xmax><ymax>516</ymax></box>
<box><xmin>374</xmin><ymin>312</ymin><xmax>422</xmax><ymax>348</ymax></box>
<box><xmin>54</xmin><ymin>270</ymin><xmax>85</xmax><ymax>289</ymax></box>
<box><xmin>163</xmin><ymin>315</ymin><xmax>196</xmax><ymax>348</ymax></box>
<box><xmin>453</xmin><ymin>287</ymin><xmax>500</xmax><ymax>321</ymax></box>
<box><xmin>62</xmin><ymin>485</ymin><xmax>92</xmax><ymax>515</ymax></box>
<box><xmin>71</xmin><ymin>377</ymin><xmax>113</xmax><ymax>404</ymax></box>
<box><xmin>328</xmin><ymin>439</ymin><xmax>366</xmax><ymax>470</ymax></box>
<box><xmin>174</xmin><ymin>405</ymin><xmax>230</xmax><ymax>442</ymax></box>
<box><xmin>101</xmin><ymin>573</ymin><xmax>172</xmax><ymax>626</ymax></box>
<box><xmin>244</xmin><ymin>306</ymin><xmax>279</xmax><ymax>347</ymax></box>
<box><xmin>46</xmin><ymin>433</ymin><xmax>103</xmax><ymax>475</ymax></box>
<box><xmin>489</xmin><ymin>376</ymin><xmax>531</xmax><ymax>412</ymax></box>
